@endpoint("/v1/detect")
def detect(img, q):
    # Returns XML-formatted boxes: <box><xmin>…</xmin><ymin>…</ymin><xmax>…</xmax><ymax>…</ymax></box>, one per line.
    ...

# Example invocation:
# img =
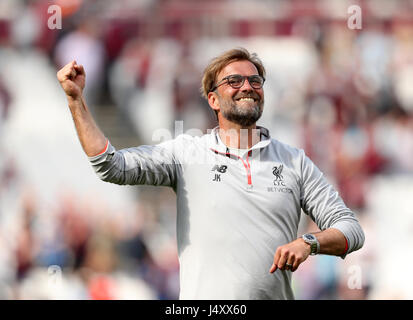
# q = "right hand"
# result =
<box><xmin>57</xmin><ymin>61</ymin><xmax>85</xmax><ymax>100</ymax></box>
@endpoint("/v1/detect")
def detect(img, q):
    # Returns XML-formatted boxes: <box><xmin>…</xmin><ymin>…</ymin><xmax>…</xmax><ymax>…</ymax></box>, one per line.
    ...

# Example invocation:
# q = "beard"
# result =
<box><xmin>219</xmin><ymin>93</ymin><xmax>264</xmax><ymax>127</ymax></box>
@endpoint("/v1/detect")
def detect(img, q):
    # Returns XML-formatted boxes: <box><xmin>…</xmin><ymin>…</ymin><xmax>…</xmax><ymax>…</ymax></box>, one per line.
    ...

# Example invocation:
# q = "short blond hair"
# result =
<box><xmin>200</xmin><ymin>47</ymin><xmax>266</xmax><ymax>99</ymax></box>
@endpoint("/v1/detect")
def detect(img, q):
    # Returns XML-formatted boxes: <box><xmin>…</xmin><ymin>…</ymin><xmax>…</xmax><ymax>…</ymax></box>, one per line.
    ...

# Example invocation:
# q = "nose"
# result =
<box><xmin>239</xmin><ymin>77</ymin><xmax>254</xmax><ymax>91</ymax></box>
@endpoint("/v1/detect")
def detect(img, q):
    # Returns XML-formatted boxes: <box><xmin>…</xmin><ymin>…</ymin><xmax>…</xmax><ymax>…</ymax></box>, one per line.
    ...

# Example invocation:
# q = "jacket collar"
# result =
<box><xmin>208</xmin><ymin>125</ymin><xmax>272</xmax><ymax>155</ymax></box>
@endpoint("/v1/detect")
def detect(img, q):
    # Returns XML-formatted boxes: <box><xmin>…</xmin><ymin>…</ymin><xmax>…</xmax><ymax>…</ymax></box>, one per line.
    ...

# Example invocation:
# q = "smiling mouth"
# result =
<box><xmin>235</xmin><ymin>97</ymin><xmax>257</xmax><ymax>102</ymax></box>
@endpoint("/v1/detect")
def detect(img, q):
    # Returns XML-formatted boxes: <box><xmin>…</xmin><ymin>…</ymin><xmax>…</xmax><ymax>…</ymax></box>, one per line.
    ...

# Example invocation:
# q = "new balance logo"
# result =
<box><xmin>211</xmin><ymin>165</ymin><xmax>228</xmax><ymax>173</ymax></box>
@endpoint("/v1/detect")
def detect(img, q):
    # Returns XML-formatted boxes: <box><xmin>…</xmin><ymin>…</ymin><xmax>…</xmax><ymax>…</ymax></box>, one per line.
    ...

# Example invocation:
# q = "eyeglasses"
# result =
<box><xmin>210</xmin><ymin>74</ymin><xmax>265</xmax><ymax>92</ymax></box>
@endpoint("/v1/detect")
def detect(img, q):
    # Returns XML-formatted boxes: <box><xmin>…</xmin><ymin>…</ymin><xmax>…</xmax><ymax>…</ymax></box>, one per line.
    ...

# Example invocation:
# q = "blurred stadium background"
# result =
<box><xmin>0</xmin><ymin>0</ymin><xmax>413</xmax><ymax>299</ymax></box>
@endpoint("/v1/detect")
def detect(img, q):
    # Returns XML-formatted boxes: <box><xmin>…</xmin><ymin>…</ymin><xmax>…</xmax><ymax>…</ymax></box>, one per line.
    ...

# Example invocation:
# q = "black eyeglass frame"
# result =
<box><xmin>210</xmin><ymin>74</ymin><xmax>265</xmax><ymax>93</ymax></box>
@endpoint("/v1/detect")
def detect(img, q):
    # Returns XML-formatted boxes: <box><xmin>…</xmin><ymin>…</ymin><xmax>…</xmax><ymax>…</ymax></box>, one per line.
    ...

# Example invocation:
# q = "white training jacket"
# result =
<box><xmin>88</xmin><ymin>126</ymin><xmax>365</xmax><ymax>300</ymax></box>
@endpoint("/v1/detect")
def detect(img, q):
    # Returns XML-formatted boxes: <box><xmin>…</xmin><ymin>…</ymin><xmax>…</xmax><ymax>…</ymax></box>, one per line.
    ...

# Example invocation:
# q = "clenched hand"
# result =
<box><xmin>269</xmin><ymin>238</ymin><xmax>311</xmax><ymax>273</ymax></box>
<box><xmin>57</xmin><ymin>60</ymin><xmax>85</xmax><ymax>100</ymax></box>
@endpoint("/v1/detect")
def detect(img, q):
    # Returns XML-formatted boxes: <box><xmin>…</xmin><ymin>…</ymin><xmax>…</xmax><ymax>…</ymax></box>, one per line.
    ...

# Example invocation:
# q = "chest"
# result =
<box><xmin>180</xmin><ymin>154</ymin><xmax>302</xmax><ymax>208</ymax></box>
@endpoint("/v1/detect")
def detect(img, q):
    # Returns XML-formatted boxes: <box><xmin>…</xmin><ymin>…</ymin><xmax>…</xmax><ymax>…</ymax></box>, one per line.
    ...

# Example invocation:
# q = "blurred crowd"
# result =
<box><xmin>0</xmin><ymin>0</ymin><xmax>413</xmax><ymax>299</ymax></box>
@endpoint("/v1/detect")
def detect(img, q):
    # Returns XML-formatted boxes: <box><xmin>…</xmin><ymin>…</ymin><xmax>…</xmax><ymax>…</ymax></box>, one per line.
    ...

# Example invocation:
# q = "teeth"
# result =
<box><xmin>238</xmin><ymin>98</ymin><xmax>254</xmax><ymax>102</ymax></box>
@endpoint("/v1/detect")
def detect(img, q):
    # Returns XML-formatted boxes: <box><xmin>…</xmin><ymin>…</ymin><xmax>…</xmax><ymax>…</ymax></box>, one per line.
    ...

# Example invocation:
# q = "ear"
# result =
<box><xmin>207</xmin><ymin>91</ymin><xmax>220</xmax><ymax>113</ymax></box>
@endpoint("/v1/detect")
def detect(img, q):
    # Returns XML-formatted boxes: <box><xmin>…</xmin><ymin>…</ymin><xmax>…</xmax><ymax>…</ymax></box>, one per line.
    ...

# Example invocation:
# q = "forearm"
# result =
<box><xmin>68</xmin><ymin>95</ymin><xmax>107</xmax><ymax>157</ymax></box>
<box><xmin>311</xmin><ymin>228</ymin><xmax>347</xmax><ymax>256</ymax></box>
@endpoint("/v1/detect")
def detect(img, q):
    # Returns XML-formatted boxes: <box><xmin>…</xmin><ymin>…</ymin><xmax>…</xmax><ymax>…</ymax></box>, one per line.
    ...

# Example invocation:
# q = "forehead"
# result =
<box><xmin>217</xmin><ymin>60</ymin><xmax>259</xmax><ymax>80</ymax></box>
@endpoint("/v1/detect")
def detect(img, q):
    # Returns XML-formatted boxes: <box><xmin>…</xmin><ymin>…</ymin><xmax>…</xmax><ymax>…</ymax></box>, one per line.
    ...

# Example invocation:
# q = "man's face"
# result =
<box><xmin>214</xmin><ymin>60</ymin><xmax>264</xmax><ymax>127</ymax></box>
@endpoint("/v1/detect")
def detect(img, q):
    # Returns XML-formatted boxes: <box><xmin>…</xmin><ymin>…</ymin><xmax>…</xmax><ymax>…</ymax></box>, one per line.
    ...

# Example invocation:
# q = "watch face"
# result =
<box><xmin>303</xmin><ymin>234</ymin><xmax>319</xmax><ymax>255</ymax></box>
<box><xmin>305</xmin><ymin>234</ymin><xmax>315</xmax><ymax>241</ymax></box>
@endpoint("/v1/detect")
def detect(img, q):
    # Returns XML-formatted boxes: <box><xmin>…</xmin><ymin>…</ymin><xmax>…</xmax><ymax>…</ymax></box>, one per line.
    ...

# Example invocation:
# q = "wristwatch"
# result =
<box><xmin>302</xmin><ymin>233</ymin><xmax>320</xmax><ymax>255</ymax></box>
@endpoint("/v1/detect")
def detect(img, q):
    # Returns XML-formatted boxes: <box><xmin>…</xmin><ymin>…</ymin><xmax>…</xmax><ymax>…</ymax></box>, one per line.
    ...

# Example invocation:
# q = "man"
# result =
<box><xmin>57</xmin><ymin>47</ymin><xmax>364</xmax><ymax>299</ymax></box>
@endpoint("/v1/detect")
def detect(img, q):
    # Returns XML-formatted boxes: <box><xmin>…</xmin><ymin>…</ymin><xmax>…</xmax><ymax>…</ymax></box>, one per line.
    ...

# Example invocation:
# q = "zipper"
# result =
<box><xmin>246</xmin><ymin>150</ymin><xmax>252</xmax><ymax>185</ymax></box>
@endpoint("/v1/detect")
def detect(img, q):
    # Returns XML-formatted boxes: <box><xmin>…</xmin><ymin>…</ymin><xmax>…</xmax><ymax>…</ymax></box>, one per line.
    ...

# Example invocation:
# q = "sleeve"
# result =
<box><xmin>87</xmin><ymin>138</ymin><xmax>183</xmax><ymax>189</ymax></box>
<box><xmin>299</xmin><ymin>150</ymin><xmax>365</xmax><ymax>258</ymax></box>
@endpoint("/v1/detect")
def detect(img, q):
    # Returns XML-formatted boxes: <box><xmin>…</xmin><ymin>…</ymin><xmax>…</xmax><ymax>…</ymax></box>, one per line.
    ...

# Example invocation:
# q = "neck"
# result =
<box><xmin>217</xmin><ymin>120</ymin><xmax>260</xmax><ymax>149</ymax></box>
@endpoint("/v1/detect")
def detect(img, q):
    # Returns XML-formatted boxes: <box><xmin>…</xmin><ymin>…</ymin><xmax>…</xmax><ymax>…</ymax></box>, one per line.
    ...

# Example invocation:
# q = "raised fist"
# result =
<box><xmin>57</xmin><ymin>61</ymin><xmax>85</xmax><ymax>99</ymax></box>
